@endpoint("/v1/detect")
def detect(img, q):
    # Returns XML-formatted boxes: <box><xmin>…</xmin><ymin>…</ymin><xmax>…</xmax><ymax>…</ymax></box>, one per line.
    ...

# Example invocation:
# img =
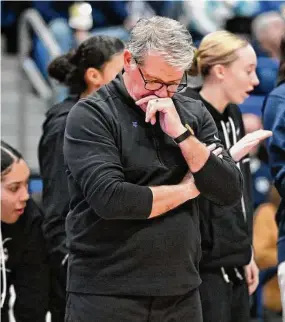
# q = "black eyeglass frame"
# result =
<box><xmin>134</xmin><ymin>59</ymin><xmax>187</xmax><ymax>93</ymax></box>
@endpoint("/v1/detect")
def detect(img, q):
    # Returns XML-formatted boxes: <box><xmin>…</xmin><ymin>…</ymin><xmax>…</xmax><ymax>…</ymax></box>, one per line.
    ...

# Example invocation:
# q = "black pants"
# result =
<box><xmin>49</xmin><ymin>263</ymin><xmax>67</xmax><ymax>322</ymax></box>
<box><xmin>200</xmin><ymin>269</ymin><xmax>250</xmax><ymax>322</ymax></box>
<box><xmin>65</xmin><ymin>288</ymin><xmax>202</xmax><ymax>322</ymax></box>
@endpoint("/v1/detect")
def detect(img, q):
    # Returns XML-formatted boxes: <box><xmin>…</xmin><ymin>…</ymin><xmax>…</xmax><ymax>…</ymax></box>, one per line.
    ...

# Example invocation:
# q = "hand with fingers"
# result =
<box><xmin>229</xmin><ymin>129</ymin><xmax>272</xmax><ymax>162</ymax></box>
<box><xmin>244</xmin><ymin>258</ymin><xmax>259</xmax><ymax>295</ymax></box>
<box><xmin>207</xmin><ymin>143</ymin><xmax>224</xmax><ymax>159</ymax></box>
<box><xmin>135</xmin><ymin>96</ymin><xmax>186</xmax><ymax>139</ymax></box>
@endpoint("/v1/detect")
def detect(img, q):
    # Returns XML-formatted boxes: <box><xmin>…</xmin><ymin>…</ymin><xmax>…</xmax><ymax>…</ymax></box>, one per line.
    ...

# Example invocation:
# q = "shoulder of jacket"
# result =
<box><xmin>174</xmin><ymin>94</ymin><xmax>206</xmax><ymax>117</ymax></box>
<box><xmin>174</xmin><ymin>93</ymin><xmax>203</xmax><ymax>105</ymax></box>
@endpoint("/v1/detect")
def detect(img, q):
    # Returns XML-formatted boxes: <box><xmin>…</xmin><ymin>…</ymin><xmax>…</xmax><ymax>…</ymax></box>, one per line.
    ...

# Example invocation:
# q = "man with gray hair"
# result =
<box><xmin>63</xmin><ymin>16</ymin><xmax>242</xmax><ymax>321</ymax></box>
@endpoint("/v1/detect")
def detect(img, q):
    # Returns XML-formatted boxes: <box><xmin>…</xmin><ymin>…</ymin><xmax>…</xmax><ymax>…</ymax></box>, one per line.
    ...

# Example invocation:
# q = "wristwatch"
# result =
<box><xmin>173</xmin><ymin>124</ymin><xmax>195</xmax><ymax>144</ymax></box>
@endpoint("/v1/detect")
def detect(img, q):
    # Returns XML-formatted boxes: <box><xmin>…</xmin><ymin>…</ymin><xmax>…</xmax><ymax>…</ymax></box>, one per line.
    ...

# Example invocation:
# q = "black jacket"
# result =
<box><xmin>1</xmin><ymin>199</ymin><xmax>49</xmax><ymax>322</ymax></box>
<box><xmin>38</xmin><ymin>95</ymin><xmax>78</xmax><ymax>317</ymax></box>
<box><xmin>183</xmin><ymin>88</ymin><xmax>253</xmax><ymax>270</ymax></box>
<box><xmin>38</xmin><ymin>95</ymin><xmax>78</xmax><ymax>268</ymax></box>
<box><xmin>63</xmin><ymin>75</ymin><xmax>242</xmax><ymax>296</ymax></box>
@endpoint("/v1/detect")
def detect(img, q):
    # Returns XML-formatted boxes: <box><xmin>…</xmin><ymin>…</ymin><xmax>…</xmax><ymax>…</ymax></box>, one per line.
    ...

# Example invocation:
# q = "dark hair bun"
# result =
<box><xmin>48</xmin><ymin>49</ymin><xmax>76</xmax><ymax>84</ymax></box>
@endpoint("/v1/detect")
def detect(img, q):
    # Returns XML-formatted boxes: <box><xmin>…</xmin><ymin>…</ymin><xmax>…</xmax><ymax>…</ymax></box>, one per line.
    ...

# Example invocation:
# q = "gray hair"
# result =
<box><xmin>127</xmin><ymin>16</ymin><xmax>195</xmax><ymax>71</ymax></box>
<box><xmin>252</xmin><ymin>11</ymin><xmax>284</xmax><ymax>40</ymax></box>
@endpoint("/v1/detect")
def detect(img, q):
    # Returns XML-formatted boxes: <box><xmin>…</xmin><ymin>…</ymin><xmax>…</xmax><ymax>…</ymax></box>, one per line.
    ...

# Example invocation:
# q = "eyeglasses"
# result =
<box><xmin>134</xmin><ymin>59</ymin><xmax>187</xmax><ymax>93</ymax></box>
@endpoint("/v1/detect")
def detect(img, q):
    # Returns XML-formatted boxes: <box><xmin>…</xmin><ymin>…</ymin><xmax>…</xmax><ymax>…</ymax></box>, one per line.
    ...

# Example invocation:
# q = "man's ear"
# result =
<box><xmin>212</xmin><ymin>64</ymin><xmax>226</xmax><ymax>81</ymax></box>
<box><xmin>123</xmin><ymin>49</ymin><xmax>133</xmax><ymax>72</ymax></box>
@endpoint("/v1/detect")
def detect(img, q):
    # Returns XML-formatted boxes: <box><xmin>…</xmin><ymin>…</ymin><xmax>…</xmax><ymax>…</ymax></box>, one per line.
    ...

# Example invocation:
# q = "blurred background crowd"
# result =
<box><xmin>1</xmin><ymin>1</ymin><xmax>285</xmax><ymax>321</ymax></box>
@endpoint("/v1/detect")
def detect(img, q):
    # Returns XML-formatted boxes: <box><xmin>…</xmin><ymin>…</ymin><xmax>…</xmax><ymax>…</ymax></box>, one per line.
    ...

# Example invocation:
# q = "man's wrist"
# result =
<box><xmin>173</xmin><ymin>124</ymin><xmax>195</xmax><ymax>145</ymax></box>
<box><xmin>171</xmin><ymin>125</ymin><xmax>187</xmax><ymax>139</ymax></box>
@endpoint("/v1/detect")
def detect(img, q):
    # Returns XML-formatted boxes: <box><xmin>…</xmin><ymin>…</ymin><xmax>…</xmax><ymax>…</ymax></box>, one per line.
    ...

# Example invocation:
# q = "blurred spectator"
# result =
<box><xmin>32</xmin><ymin>0</ymin><xmax>172</xmax><ymax>47</ymax></box>
<box><xmin>32</xmin><ymin>1</ymin><xmax>128</xmax><ymax>83</ymax></box>
<box><xmin>174</xmin><ymin>0</ymin><xmax>260</xmax><ymax>43</ymax></box>
<box><xmin>252</xmin><ymin>11</ymin><xmax>285</xmax><ymax>59</ymax></box>
<box><xmin>254</xmin><ymin>186</ymin><xmax>282</xmax><ymax>314</ymax></box>
<box><xmin>165</xmin><ymin>1</ymin><xmax>285</xmax><ymax>45</ymax></box>
<box><xmin>1</xmin><ymin>141</ymin><xmax>49</xmax><ymax>322</ymax></box>
<box><xmin>38</xmin><ymin>35</ymin><xmax>124</xmax><ymax>322</ymax></box>
<box><xmin>33</xmin><ymin>1</ymin><xmax>129</xmax><ymax>30</ymax></box>
<box><xmin>226</xmin><ymin>0</ymin><xmax>285</xmax><ymax>38</ymax></box>
<box><xmin>262</xmin><ymin>35</ymin><xmax>285</xmax><ymax>321</ymax></box>
<box><xmin>1</xmin><ymin>1</ymin><xmax>32</xmax><ymax>53</ymax></box>
<box><xmin>32</xmin><ymin>1</ymin><xmax>170</xmax><ymax>97</ymax></box>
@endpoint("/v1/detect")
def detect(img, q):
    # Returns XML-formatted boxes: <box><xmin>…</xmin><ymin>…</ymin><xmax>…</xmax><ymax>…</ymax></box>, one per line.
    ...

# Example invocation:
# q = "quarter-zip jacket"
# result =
<box><xmin>63</xmin><ymin>75</ymin><xmax>243</xmax><ymax>296</ymax></box>
<box><xmin>183</xmin><ymin>88</ymin><xmax>253</xmax><ymax>270</ymax></box>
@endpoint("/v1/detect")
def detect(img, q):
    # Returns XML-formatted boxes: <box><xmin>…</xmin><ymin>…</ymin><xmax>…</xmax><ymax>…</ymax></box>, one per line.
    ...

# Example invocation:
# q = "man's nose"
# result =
<box><xmin>154</xmin><ymin>84</ymin><xmax>169</xmax><ymax>98</ymax></box>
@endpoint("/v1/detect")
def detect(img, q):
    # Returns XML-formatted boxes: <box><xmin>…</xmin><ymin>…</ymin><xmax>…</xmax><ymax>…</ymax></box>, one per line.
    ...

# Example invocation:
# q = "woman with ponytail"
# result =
<box><xmin>1</xmin><ymin>141</ymin><xmax>49</xmax><ymax>322</ymax></box>
<box><xmin>183</xmin><ymin>30</ymin><xmax>272</xmax><ymax>321</ymax></box>
<box><xmin>38</xmin><ymin>35</ymin><xmax>124</xmax><ymax>321</ymax></box>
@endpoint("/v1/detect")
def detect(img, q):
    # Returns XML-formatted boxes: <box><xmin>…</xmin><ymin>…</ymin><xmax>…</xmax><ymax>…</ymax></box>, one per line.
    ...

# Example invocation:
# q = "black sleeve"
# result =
<box><xmin>192</xmin><ymin>103</ymin><xmax>243</xmax><ymax>206</ymax></box>
<box><xmin>64</xmin><ymin>99</ymin><xmax>153</xmax><ymax>220</ymax></box>
<box><xmin>13</xmin><ymin>201</ymin><xmax>49</xmax><ymax>321</ymax></box>
<box><xmin>39</xmin><ymin>130</ymin><xmax>69</xmax><ymax>266</ymax></box>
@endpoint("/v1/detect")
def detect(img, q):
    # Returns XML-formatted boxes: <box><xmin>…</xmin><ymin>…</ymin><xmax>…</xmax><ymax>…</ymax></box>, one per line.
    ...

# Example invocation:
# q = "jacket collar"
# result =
<box><xmin>108</xmin><ymin>73</ymin><xmax>147</xmax><ymax>118</ymax></box>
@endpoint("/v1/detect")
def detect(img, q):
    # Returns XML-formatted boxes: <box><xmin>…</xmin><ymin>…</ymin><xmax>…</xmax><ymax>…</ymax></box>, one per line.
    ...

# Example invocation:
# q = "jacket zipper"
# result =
<box><xmin>151</xmin><ymin>127</ymin><xmax>165</xmax><ymax>167</ymax></box>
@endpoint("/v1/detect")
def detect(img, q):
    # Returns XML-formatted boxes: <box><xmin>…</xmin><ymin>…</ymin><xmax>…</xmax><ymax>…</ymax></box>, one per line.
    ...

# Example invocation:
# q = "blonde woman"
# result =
<box><xmin>184</xmin><ymin>31</ymin><xmax>272</xmax><ymax>322</ymax></box>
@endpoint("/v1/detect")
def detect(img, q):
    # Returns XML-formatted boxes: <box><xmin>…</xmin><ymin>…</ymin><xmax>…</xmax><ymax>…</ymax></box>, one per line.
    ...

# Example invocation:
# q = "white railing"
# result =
<box><xmin>17</xmin><ymin>8</ymin><xmax>61</xmax><ymax>155</ymax></box>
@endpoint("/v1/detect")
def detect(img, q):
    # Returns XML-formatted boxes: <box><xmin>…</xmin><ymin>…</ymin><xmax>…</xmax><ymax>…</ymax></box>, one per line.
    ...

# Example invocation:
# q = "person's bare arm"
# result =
<box><xmin>149</xmin><ymin>173</ymin><xmax>199</xmax><ymax>218</ymax></box>
<box><xmin>177</xmin><ymin>135</ymin><xmax>210</xmax><ymax>172</ymax></box>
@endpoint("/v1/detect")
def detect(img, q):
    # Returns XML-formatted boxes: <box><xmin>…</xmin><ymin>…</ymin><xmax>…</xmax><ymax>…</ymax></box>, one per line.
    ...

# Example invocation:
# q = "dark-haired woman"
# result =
<box><xmin>1</xmin><ymin>141</ymin><xmax>49</xmax><ymax>322</ymax></box>
<box><xmin>38</xmin><ymin>35</ymin><xmax>124</xmax><ymax>321</ymax></box>
<box><xmin>262</xmin><ymin>35</ymin><xmax>285</xmax><ymax>319</ymax></box>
